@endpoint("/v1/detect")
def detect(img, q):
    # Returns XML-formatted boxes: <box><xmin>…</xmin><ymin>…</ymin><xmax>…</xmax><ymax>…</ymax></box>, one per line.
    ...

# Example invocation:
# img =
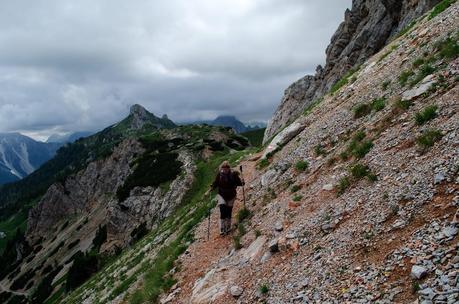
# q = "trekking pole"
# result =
<box><xmin>239</xmin><ymin>165</ymin><xmax>247</xmax><ymax>208</ymax></box>
<box><xmin>207</xmin><ymin>192</ymin><xmax>211</xmax><ymax>241</ymax></box>
<box><xmin>207</xmin><ymin>207</ymin><xmax>211</xmax><ymax>241</ymax></box>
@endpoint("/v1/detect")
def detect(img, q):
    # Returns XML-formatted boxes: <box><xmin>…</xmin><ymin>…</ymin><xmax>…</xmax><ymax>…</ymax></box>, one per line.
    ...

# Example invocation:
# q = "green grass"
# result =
<box><xmin>350</xmin><ymin>164</ymin><xmax>371</xmax><ymax>179</ymax></box>
<box><xmin>337</xmin><ymin>177</ymin><xmax>350</xmax><ymax>196</ymax></box>
<box><xmin>236</xmin><ymin>207</ymin><xmax>251</xmax><ymax>223</ymax></box>
<box><xmin>381</xmin><ymin>80</ymin><xmax>391</xmax><ymax>90</ymax></box>
<box><xmin>350</xmin><ymin>163</ymin><xmax>377</xmax><ymax>181</ymax></box>
<box><xmin>292</xmin><ymin>194</ymin><xmax>303</xmax><ymax>202</ymax></box>
<box><xmin>399</xmin><ymin>70</ymin><xmax>415</xmax><ymax>86</ymax></box>
<box><xmin>352</xmin><ymin>141</ymin><xmax>374</xmax><ymax>158</ymax></box>
<box><xmin>240</xmin><ymin>128</ymin><xmax>266</xmax><ymax>147</ymax></box>
<box><xmin>378</xmin><ymin>44</ymin><xmax>398</xmax><ymax>62</ymax></box>
<box><xmin>257</xmin><ymin>158</ymin><xmax>270</xmax><ymax>169</ymax></box>
<box><xmin>371</xmin><ymin>98</ymin><xmax>386</xmax><ymax>112</ymax></box>
<box><xmin>409</xmin><ymin>64</ymin><xmax>436</xmax><ymax>87</ymax></box>
<box><xmin>294</xmin><ymin>160</ymin><xmax>309</xmax><ymax>172</ymax></box>
<box><xmin>416</xmin><ymin>129</ymin><xmax>443</xmax><ymax>151</ymax></box>
<box><xmin>314</xmin><ymin>144</ymin><xmax>327</xmax><ymax>156</ymax></box>
<box><xmin>260</xmin><ymin>284</ymin><xmax>269</xmax><ymax>294</ymax></box>
<box><xmin>395</xmin><ymin>99</ymin><xmax>413</xmax><ymax>111</ymax></box>
<box><xmin>290</xmin><ymin>184</ymin><xmax>301</xmax><ymax>193</ymax></box>
<box><xmin>415</xmin><ymin>105</ymin><xmax>438</xmax><ymax>125</ymax></box>
<box><xmin>396</xmin><ymin>20</ymin><xmax>417</xmax><ymax>38</ymax></box>
<box><xmin>413</xmin><ymin>57</ymin><xmax>426</xmax><ymax>68</ymax></box>
<box><xmin>303</xmin><ymin>98</ymin><xmax>324</xmax><ymax>116</ymax></box>
<box><xmin>429</xmin><ymin>0</ymin><xmax>457</xmax><ymax>20</ymax></box>
<box><xmin>346</xmin><ymin>131</ymin><xmax>374</xmax><ymax>159</ymax></box>
<box><xmin>436</xmin><ymin>36</ymin><xmax>459</xmax><ymax>60</ymax></box>
<box><xmin>330</xmin><ymin>66</ymin><xmax>360</xmax><ymax>94</ymax></box>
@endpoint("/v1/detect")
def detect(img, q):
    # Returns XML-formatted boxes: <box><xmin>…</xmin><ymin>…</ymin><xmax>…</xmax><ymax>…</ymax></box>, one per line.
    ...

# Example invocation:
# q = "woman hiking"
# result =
<box><xmin>210</xmin><ymin>161</ymin><xmax>244</xmax><ymax>235</ymax></box>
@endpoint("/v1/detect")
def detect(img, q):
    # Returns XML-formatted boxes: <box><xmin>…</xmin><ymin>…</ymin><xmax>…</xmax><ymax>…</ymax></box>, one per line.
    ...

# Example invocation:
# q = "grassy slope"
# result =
<box><xmin>241</xmin><ymin>128</ymin><xmax>266</xmax><ymax>147</ymax></box>
<box><xmin>56</xmin><ymin>148</ymin><xmax>253</xmax><ymax>304</ymax></box>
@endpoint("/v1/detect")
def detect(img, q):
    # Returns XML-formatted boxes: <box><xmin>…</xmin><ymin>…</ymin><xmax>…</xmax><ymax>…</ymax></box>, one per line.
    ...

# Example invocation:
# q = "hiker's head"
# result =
<box><xmin>220</xmin><ymin>161</ymin><xmax>231</xmax><ymax>173</ymax></box>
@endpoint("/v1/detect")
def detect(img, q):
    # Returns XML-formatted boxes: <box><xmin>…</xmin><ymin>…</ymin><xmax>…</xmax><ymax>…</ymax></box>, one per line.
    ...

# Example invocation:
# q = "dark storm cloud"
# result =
<box><xmin>0</xmin><ymin>0</ymin><xmax>351</xmax><ymax>140</ymax></box>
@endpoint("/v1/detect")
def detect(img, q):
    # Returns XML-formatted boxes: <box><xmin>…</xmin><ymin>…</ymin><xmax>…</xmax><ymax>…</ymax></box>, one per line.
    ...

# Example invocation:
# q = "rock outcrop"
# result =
<box><xmin>264</xmin><ymin>0</ymin><xmax>442</xmax><ymax>143</ymax></box>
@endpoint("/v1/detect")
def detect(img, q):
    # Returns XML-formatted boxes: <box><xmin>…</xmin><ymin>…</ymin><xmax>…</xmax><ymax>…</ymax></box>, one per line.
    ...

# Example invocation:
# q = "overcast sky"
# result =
<box><xmin>0</xmin><ymin>0</ymin><xmax>350</xmax><ymax>141</ymax></box>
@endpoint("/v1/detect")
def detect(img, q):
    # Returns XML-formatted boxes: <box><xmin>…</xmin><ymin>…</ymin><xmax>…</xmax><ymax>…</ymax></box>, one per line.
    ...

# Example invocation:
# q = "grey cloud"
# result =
<box><xmin>0</xmin><ymin>0</ymin><xmax>350</xmax><ymax>139</ymax></box>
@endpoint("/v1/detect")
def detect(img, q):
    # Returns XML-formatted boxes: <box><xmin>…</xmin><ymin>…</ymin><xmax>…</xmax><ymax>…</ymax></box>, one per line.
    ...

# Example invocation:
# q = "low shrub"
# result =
<box><xmin>399</xmin><ymin>70</ymin><xmax>414</xmax><ymax>86</ymax></box>
<box><xmin>410</xmin><ymin>64</ymin><xmax>436</xmax><ymax>87</ymax></box>
<box><xmin>290</xmin><ymin>185</ymin><xmax>301</xmax><ymax>193</ymax></box>
<box><xmin>353</xmin><ymin>103</ymin><xmax>372</xmax><ymax>119</ymax></box>
<box><xmin>415</xmin><ymin>105</ymin><xmax>438</xmax><ymax>125</ymax></box>
<box><xmin>381</xmin><ymin>80</ymin><xmax>391</xmax><ymax>90</ymax></box>
<box><xmin>436</xmin><ymin>36</ymin><xmax>459</xmax><ymax>60</ymax></box>
<box><xmin>233</xmin><ymin>235</ymin><xmax>242</xmax><ymax>250</ymax></box>
<box><xmin>371</xmin><ymin>98</ymin><xmax>386</xmax><ymax>112</ymax></box>
<box><xmin>260</xmin><ymin>284</ymin><xmax>269</xmax><ymax>294</ymax></box>
<box><xmin>314</xmin><ymin>144</ymin><xmax>327</xmax><ymax>156</ymax></box>
<box><xmin>292</xmin><ymin>194</ymin><xmax>303</xmax><ymax>202</ymax></box>
<box><xmin>395</xmin><ymin>99</ymin><xmax>413</xmax><ymax>111</ymax></box>
<box><xmin>350</xmin><ymin>164</ymin><xmax>370</xmax><ymax>179</ymax></box>
<box><xmin>294</xmin><ymin>160</ymin><xmax>309</xmax><ymax>172</ymax></box>
<box><xmin>337</xmin><ymin>177</ymin><xmax>351</xmax><ymax>196</ymax></box>
<box><xmin>416</xmin><ymin>129</ymin><xmax>443</xmax><ymax>151</ymax></box>
<box><xmin>347</xmin><ymin>131</ymin><xmax>373</xmax><ymax>159</ymax></box>
<box><xmin>236</xmin><ymin>207</ymin><xmax>251</xmax><ymax>223</ymax></box>
<box><xmin>257</xmin><ymin>158</ymin><xmax>270</xmax><ymax>170</ymax></box>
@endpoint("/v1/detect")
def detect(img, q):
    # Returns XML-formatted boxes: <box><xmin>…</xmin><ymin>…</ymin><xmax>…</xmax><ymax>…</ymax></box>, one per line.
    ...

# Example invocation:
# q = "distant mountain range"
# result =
<box><xmin>46</xmin><ymin>131</ymin><xmax>94</xmax><ymax>144</ymax></box>
<box><xmin>0</xmin><ymin>133</ymin><xmax>61</xmax><ymax>184</ymax></box>
<box><xmin>0</xmin><ymin>112</ymin><xmax>258</xmax><ymax>185</ymax></box>
<box><xmin>188</xmin><ymin>115</ymin><xmax>266</xmax><ymax>133</ymax></box>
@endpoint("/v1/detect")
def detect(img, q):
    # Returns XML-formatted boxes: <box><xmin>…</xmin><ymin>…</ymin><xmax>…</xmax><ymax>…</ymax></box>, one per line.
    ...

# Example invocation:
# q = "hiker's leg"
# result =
<box><xmin>226</xmin><ymin>205</ymin><xmax>233</xmax><ymax>233</ymax></box>
<box><xmin>219</xmin><ymin>205</ymin><xmax>226</xmax><ymax>235</ymax></box>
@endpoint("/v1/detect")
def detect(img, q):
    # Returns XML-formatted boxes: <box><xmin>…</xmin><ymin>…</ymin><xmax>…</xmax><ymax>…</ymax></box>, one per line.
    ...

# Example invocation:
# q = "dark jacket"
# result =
<box><xmin>211</xmin><ymin>170</ymin><xmax>243</xmax><ymax>201</ymax></box>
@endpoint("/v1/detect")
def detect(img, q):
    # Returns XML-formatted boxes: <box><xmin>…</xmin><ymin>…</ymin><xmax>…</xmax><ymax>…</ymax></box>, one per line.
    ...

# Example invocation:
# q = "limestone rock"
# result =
<box><xmin>230</xmin><ymin>285</ymin><xmax>243</xmax><ymax>297</ymax></box>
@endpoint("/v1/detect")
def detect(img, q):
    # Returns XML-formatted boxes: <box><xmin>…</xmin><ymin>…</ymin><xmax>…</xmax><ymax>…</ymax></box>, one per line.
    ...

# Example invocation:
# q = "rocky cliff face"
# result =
<box><xmin>26</xmin><ymin>138</ymin><xmax>142</xmax><ymax>238</ymax></box>
<box><xmin>264</xmin><ymin>0</ymin><xmax>442</xmax><ymax>142</ymax></box>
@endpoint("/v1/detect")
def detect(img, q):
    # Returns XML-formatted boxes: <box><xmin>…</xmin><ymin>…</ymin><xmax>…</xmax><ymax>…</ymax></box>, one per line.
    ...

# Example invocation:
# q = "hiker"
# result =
<box><xmin>209</xmin><ymin>161</ymin><xmax>244</xmax><ymax>235</ymax></box>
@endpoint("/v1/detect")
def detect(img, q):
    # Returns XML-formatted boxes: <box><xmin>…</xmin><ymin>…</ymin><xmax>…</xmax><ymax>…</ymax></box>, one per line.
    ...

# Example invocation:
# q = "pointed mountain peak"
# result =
<box><xmin>125</xmin><ymin>104</ymin><xmax>176</xmax><ymax>130</ymax></box>
<box><xmin>130</xmin><ymin>104</ymin><xmax>148</xmax><ymax>116</ymax></box>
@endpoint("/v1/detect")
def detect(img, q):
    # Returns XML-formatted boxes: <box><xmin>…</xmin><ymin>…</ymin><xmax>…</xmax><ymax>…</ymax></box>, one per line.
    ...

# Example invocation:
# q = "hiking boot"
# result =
<box><xmin>220</xmin><ymin>219</ymin><xmax>225</xmax><ymax>235</ymax></box>
<box><xmin>224</xmin><ymin>218</ymin><xmax>232</xmax><ymax>234</ymax></box>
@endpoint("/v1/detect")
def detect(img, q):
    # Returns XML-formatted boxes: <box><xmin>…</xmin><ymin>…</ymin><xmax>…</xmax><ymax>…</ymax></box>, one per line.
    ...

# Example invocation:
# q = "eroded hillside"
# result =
<box><xmin>159</xmin><ymin>2</ymin><xmax>459</xmax><ymax>303</ymax></box>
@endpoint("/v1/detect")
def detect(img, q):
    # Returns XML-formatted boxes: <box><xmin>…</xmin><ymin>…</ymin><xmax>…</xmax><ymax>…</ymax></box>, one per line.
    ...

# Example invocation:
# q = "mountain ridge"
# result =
<box><xmin>264</xmin><ymin>0</ymin><xmax>443</xmax><ymax>143</ymax></box>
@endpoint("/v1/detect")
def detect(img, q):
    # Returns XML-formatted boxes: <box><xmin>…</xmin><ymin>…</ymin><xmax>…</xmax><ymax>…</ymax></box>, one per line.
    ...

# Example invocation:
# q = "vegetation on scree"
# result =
<box><xmin>429</xmin><ymin>0</ymin><xmax>457</xmax><ymax>20</ymax></box>
<box><xmin>340</xmin><ymin>131</ymin><xmax>374</xmax><ymax>160</ymax></box>
<box><xmin>294</xmin><ymin>160</ymin><xmax>309</xmax><ymax>172</ymax></box>
<box><xmin>415</xmin><ymin>105</ymin><xmax>438</xmax><ymax>125</ymax></box>
<box><xmin>330</xmin><ymin>66</ymin><xmax>360</xmax><ymax>94</ymax></box>
<box><xmin>416</xmin><ymin>129</ymin><xmax>443</xmax><ymax>152</ymax></box>
<box><xmin>398</xmin><ymin>32</ymin><xmax>459</xmax><ymax>89</ymax></box>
